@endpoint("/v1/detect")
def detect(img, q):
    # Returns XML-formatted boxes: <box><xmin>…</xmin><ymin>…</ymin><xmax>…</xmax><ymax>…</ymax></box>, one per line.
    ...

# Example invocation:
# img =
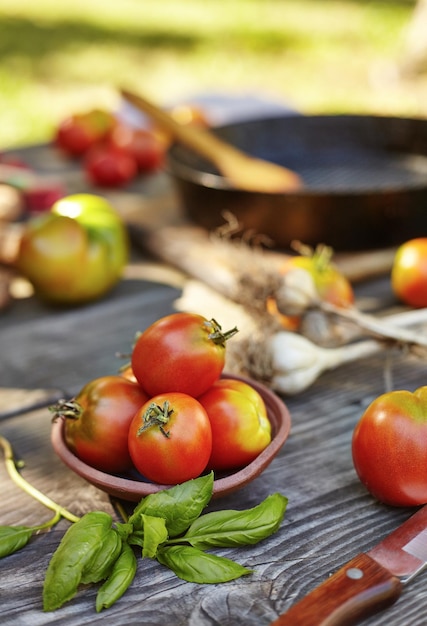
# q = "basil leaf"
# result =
<box><xmin>129</xmin><ymin>472</ymin><xmax>214</xmax><ymax>537</ymax></box>
<box><xmin>141</xmin><ymin>514</ymin><xmax>168</xmax><ymax>558</ymax></box>
<box><xmin>180</xmin><ymin>493</ymin><xmax>288</xmax><ymax>549</ymax></box>
<box><xmin>114</xmin><ymin>521</ymin><xmax>134</xmax><ymax>541</ymax></box>
<box><xmin>127</xmin><ymin>529</ymin><xmax>144</xmax><ymax>549</ymax></box>
<box><xmin>0</xmin><ymin>525</ymin><xmax>34</xmax><ymax>558</ymax></box>
<box><xmin>96</xmin><ymin>542</ymin><xmax>137</xmax><ymax>612</ymax></box>
<box><xmin>43</xmin><ymin>511</ymin><xmax>114</xmax><ymax>611</ymax></box>
<box><xmin>157</xmin><ymin>545</ymin><xmax>252</xmax><ymax>583</ymax></box>
<box><xmin>81</xmin><ymin>528</ymin><xmax>122</xmax><ymax>584</ymax></box>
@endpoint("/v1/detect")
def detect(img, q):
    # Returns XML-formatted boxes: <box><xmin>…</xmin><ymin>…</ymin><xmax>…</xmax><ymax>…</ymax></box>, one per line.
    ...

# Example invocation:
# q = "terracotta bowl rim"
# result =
<box><xmin>51</xmin><ymin>373</ymin><xmax>291</xmax><ymax>501</ymax></box>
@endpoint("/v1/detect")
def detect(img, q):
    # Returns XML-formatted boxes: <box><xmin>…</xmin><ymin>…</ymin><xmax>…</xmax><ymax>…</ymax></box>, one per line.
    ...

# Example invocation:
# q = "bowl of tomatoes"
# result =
<box><xmin>51</xmin><ymin>372</ymin><xmax>291</xmax><ymax>502</ymax></box>
<box><xmin>51</xmin><ymin>312</ymin><xmax>291</xmax><ymax>501</ymax></box>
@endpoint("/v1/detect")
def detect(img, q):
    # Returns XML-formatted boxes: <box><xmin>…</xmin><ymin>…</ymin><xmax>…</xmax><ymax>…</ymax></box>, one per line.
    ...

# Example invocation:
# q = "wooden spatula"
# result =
<box><xmin>120</xmin><ymin>88</ymin><xmax>303</xmax><ymax>193</ymax></box>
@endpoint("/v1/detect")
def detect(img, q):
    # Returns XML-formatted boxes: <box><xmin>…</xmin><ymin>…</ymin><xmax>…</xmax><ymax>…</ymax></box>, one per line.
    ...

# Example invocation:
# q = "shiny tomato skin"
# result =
<box><xmin>85</xmin><ymin>145</ymin><xmax>138</xmax><ymax>187</ymax></box>
<box><xmin>55</xmin><ymin>109</ymin><xmax>115</xmax><ymax>157</ymax></box>
<box><xmin>128</xmin><ymin>392</ymin><xmax>212</xmax><ymax>484</ymax></box>
<box><xmin>198</xmin><ymin>378</ymin><xmax>272</xmax><ymax>471</ymax></box>
<box><xmin>391</xmin><ymin>238</ymin><xmax>427</xmax><ymax>308</ymax></box>
<box><xmin>109</xmin><ymin>124</ymin><xmax>165</xmax><ymax>172</ymax></box>
<box><xmin>352</xmin><ymin>386</ymin><xmax>427</xmax><ymax>506</ymax></box>
<box><xmin>63</xmin><ymin>375</ymin><xmax>149</xmax><ymax>473</ymax></box>
<box><xmin>131</xmin><ymin>313</ymin><xmax>234</xmax><ymax>397</ymax></box>
<box><xmin>282</xmin><ymin>254</ymin><xmax>354</xmax><ymax>308</ymax></box>
<box><xmin>16</xmin><ymin>194</ymin><xmax>129</xmax><ymax>304</ymax></box>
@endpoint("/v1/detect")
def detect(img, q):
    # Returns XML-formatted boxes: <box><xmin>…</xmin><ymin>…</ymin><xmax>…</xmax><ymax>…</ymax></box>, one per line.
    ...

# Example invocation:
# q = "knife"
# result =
<box><xmin>270</xmin><ymin>504</ymin><xmax>427</xmax><ymax>626</ymax></box>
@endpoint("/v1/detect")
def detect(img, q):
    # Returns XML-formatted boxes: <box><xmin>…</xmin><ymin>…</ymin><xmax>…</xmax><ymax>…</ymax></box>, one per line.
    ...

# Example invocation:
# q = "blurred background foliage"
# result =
<box><xmin>0</xmin><ymin>0</ymin><xmax>425</xmax><ymax>149</ymax></box>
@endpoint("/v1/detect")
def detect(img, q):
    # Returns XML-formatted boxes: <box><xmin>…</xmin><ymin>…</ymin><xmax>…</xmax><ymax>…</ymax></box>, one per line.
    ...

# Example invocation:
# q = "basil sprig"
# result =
<box><xmin>23</xmin><ymin>471</ymin><xmax>288</xmax><ymax>613</ymax></box>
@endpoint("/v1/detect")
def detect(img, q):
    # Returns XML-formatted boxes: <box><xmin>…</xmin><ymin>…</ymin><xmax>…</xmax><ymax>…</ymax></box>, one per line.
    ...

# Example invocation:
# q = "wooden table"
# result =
<box><xmin>1</xmin><ymin>145</ymin><xmax>427</xmax><ymax>626</ymax></box>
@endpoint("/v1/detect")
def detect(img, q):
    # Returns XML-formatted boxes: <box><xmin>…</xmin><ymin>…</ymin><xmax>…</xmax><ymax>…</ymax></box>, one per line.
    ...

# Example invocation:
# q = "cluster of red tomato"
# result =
<box><xmin>56</xmin><ymin>312</ymin><xmax>272</xmax><ymax>485</ymax></box>
<box><xmin>54</xmin><ymin>108</ymin><xmax>165</xmax><ymax>187</ymax></box>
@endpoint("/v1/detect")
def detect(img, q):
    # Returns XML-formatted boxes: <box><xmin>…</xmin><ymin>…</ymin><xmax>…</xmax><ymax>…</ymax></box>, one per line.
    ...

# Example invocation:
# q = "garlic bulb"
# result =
<box><xmin>268</xmin><ymin>331</ymin><xmax>382</xmax><ymax>395</ymax></box>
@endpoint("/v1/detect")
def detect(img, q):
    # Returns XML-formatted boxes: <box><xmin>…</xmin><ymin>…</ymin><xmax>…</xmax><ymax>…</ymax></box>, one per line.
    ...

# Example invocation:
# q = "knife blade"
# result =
<box><xmin>270</xmin><ymin>504</ymin><xmax>427</xmax><ymax>626</ymax></box>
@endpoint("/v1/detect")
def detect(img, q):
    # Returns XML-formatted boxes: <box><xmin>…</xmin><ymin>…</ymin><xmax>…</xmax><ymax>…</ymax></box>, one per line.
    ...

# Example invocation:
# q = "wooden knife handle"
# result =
<box><xmin>270</xmin><ymin>553</ymin><xmax>402</xmax><ymax>626</ymax></box>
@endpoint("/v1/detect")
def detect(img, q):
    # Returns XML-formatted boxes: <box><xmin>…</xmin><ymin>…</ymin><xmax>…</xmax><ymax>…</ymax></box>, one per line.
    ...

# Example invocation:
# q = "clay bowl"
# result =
<box><xmin>167</xmin><ymin>113</ymin><xmax>427</xmax><ymax>251</ymax></box>
<box><xmin>51</xmin><ymin>374</ymin><xmax>291</xmax><ymax>501</ymax></box>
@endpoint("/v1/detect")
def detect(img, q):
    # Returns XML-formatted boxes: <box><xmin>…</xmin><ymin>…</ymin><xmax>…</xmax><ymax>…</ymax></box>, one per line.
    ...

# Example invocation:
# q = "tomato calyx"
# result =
<box><xmin>49</xmin><ymin>399</ymin><xmax>83</xmax><ymax>422</ymax></box>
<box><xmin>291</xmin><ymin>240</ymin><xmax>333</xmax><ymax>274</ymax></box>
<box><xmin>205</xmin><ymin>318</ymin><xmax>239</xmax><ymax>347</ymax></box>
<box><xmin>137</xmin><ymin>401</ymin><xmax>172</xmax><ymax>438</ymax></box>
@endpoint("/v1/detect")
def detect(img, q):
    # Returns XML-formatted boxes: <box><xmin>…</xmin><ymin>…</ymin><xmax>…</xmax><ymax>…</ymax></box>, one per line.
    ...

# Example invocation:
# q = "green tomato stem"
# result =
<box><xmin>0</xmin><ymin>435</ymin><xmax>80</xmax><ymax>524</ymax></box>
<box><xmin>49</xmin><ymin>399</ymin><xmax>83</xmax><ymax>422</ymax></box>
<box><xmin>207</xmin><ymin>318</ymin><xmax>239</xmax><ymax>346</ymax></box>
<box><xmin>137</xmin><ymin>401</ymin><xmax>172</xmax><ymax>438</ymax></box>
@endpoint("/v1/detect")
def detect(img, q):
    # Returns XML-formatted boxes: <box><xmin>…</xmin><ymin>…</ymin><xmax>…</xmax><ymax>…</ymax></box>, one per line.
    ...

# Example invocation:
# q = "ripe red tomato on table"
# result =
<box><xmin>128</xmin><ymin>392</ymin><xmax>212</xmax><ymax>484</ymax></box>
<box><xmin>55</xmin><ymin>109</ymin><xmax>116</xmax><ymax>157</ymax></box>
<box><xmin>52</xmin><ymin>375</ymin><xmax>149</xmax><ymax>473</ymax></box>
<box><xmin>109</xmin><ymin>124</ymin><xmax>165</xmax><ymax>173</ymax></box>
<box><xmin>352</xmin><ymin>385</ymin><xmax>427</xmax><ymax>506</ymax></box>
<box><xmin>391</xmin><ymin>238</ymin><xmax>427</xmax><ymax>308</ymax></box>
<box><xmin>198</xmin><ymin>378</ymin><xmax>272</xmax><ymax>471</ymax></box>
<box><xmin>84</xmin><ymin>144</ymin><xmax>138</xmax><ymax>187</ymax></box>
<box><xmin>131</xmin><ymin>312</ymin><xmax>238</xmax><ymax>397</ymax></box>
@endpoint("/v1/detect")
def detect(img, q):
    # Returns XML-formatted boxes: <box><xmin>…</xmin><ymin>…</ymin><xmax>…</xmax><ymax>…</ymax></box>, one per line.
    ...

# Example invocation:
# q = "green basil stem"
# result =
<box><xmin>0</xmin><ymin>435</ymin><xmax>79</xmax><ymax>524</ymax></box>
<box><xmin>112</xmin><ymin>500</ymin><xmax>129</xmax><ymax>523</ymax></box>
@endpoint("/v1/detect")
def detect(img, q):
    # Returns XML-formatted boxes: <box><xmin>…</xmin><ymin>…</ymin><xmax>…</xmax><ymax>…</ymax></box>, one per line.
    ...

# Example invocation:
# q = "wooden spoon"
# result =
<box><xmin>120</xmin><ymin>88</ymin><xmax>303</xmax><ymax>193</ymax></box>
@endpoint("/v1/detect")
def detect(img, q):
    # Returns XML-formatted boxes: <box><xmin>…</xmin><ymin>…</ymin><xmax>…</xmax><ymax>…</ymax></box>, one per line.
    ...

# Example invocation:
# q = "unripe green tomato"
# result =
<box><xmin>16</xmin><ymin>193</ymin><xmax>128</xmax><ymax>304</ymax></box>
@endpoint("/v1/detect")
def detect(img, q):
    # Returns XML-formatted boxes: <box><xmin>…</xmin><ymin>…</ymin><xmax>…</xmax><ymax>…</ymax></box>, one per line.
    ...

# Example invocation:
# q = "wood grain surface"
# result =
<box><xmin>1</xmin><ymin>144</ymin><xmax>427</xmax><ymax>626</ymax></box>
<box><xmin>1</xmin><ymin>269</ymin><xmax>427</xmax><ymax>626</ymax></box>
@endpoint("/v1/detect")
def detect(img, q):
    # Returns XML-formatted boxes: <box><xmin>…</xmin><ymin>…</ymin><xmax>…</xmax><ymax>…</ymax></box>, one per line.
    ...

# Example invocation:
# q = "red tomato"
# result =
<box><xmin>84</xmin><ymin>144</ymin><xmax>138</xmax><ymax>187</ymax></box>
<box><xmin>391</xmin><ymin>238</ymin><xmax>427</xmax><ymax>308</ymax></box>
<box><xmin>110</xmin><ymin>124</ymin><xmax>165</xmax><ymax>172</ymax></box>
<box><xmin>128</xmin><ymin>392</ymin><xmax>212</xmax><ymax>484</ymax></box>
<box><xmin>352</xmin><ymin>386</ymin><xmax>427</xmax><ymax>506</ymax></box>
<box><xmin>55</xmin><ymin>109</ymin><xmax>116</xmax><ymax>157</ymax></box>
<box><xmin>53</xmin><ymin>375</ymin><xmax>149</xmax><ymax>473</ymax></box>
<box><xmin>198</xmin><ymin>378</ymin><xmax>271</xmax><ymax>471</ymax></box>
<box><xmin>131</xmin><ymin>312</ymin><xmax>238</xmax><ymax>397</ymax></box>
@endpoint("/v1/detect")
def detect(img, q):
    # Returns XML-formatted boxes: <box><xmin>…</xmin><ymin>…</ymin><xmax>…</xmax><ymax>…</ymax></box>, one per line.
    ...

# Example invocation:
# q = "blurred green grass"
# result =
<box><xmin>0</xmin><ymin>0</ymin><xmax>423</xmax><ymax>149</ymax></box>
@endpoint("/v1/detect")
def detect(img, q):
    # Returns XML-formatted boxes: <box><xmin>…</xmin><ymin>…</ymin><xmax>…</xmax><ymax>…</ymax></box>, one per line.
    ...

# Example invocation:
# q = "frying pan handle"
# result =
<box><xmin>269</xmin><ymin>553</ymin><xmax>402</xmax><ymax>626</ymax></box>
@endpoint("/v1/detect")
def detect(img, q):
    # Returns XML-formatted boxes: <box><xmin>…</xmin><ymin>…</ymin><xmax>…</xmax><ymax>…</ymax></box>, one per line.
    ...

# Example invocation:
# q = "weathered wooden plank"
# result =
<box><xmin>0</xmin><ymin>346</ymin><xmax>426</xmax><ymax>624</ymax></box>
